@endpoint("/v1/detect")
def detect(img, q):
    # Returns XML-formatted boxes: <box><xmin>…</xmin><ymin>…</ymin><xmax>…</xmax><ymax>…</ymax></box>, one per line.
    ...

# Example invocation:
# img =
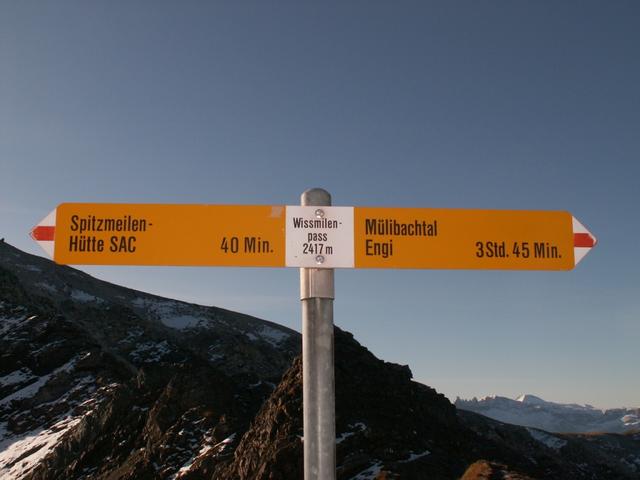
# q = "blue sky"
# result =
<box><xmin>1</xmin><ymin>2</ymin><xmax>638</xmax><ymax>409</ymax></box>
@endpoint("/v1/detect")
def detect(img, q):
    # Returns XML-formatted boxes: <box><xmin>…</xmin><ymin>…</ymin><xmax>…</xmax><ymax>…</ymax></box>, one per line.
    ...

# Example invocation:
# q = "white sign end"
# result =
<box><xmin>30</xmin><ymin>209</ymin><xmax>57</xmax><ymax>259</ymax></box>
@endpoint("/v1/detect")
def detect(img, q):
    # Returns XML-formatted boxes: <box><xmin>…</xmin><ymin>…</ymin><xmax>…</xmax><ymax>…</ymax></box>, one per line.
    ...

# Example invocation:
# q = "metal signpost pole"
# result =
<box><xmin>300</xmin><ymin>188</ymin><xmax>336</xmax><ymax>480</ymax></box>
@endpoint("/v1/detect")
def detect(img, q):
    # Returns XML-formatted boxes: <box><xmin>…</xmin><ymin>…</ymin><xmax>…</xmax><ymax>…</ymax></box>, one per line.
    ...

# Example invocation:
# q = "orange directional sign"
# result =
<box><xmin>31</xmin><ymin>203</ymin><xmax>286</xmax><ymax>267</ymax></box>
<box><xmin>354</xmin><ymin>208</ymin><xmax>596</xmax><ymax>270</ymax></box>
<box><xmin>30</xmin><ymin>204</ymin><xmax>596</xmax><ymax>270</ymax></box>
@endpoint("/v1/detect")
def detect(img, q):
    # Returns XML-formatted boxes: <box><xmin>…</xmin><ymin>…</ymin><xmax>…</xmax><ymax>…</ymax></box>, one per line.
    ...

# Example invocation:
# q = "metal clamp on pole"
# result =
<box><xmin>300</xmin><ymin>268</ymin><xmax>334</xmax><ymax>300</ymax></box>
<box><xmin>300</xmin><ymin>188</ymin><xmax>336</xmax><ymax>480</ymax></box>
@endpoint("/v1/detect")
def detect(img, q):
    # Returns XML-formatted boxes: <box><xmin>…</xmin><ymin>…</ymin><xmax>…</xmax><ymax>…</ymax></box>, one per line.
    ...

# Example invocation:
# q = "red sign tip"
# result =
<box><xmin>31</xmin><ymin>226</ymin><xmax>55</xmax><ymax>241</ymax></box>
<box><xmin>574</xmin><ymin>232</ymin><xmax>596</xmax><ymax>248</ymax></box>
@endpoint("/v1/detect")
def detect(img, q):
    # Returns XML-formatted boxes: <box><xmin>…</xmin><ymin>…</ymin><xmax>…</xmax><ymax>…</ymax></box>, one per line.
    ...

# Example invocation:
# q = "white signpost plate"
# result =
<box><xmin>285</xmin><ymin>206</ymin><xmax>354</xmax><ymax>268</ymax></box>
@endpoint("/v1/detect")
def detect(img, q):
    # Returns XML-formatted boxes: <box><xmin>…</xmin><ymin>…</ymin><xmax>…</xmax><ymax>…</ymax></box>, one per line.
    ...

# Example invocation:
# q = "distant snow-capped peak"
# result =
<box><xmin>515</xmin><ymin>394</ymin><xmax>547</xmax><ymax>405</ymax></box>
<box><xmin>456</xmin><ymin>393</ymin><xmax>640</xmax><ymax>434</ymax></box>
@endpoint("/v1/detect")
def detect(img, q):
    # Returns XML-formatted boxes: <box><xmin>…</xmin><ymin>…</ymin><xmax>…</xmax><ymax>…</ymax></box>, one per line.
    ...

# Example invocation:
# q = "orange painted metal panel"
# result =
<box><xmin>354</xmin><ymin>208</ymin><xmax>574</xmax><ymax>270</ymax></box>
<box><xmin>53</xmin><ymin>203</ymin><xmax>286</xmax><ymax>266</ymax></box>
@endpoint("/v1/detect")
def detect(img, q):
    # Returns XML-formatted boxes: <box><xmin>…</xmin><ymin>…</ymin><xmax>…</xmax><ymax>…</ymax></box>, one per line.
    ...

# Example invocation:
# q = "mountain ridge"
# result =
<box><xmin>456</xmin><ymin>394</ymin><xmax>640</xmax><ymax>435</ymax></box>
<box><xmin>1</xmin><ymin>241</ymin><xmax>639</xmax><ymax>479</ymax></box>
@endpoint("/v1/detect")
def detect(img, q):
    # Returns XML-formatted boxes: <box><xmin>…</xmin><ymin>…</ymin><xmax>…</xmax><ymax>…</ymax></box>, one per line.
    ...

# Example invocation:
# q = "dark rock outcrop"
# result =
<box><xmin>217</xmin><ymin>328</ymin><xmax>640</xmax><ymax>479</ymax></box>
<box><xmin>218</xmin><ymin>327</ymin><xmax>469</xmax><ymax>479</ymax></box>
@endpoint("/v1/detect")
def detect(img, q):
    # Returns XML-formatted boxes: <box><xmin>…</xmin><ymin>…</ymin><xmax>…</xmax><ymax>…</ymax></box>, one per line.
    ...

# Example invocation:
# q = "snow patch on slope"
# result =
<box><xmin>0</xmin><ymin>308</ymin><xmax>31</xmax><ymax>336</ymax></box>
<box><xmin>0</xmin><ymin>369</ymin><xmax>36</xmax><ymax>388</ymax></box>
<box><xmin>34</xmin><ymin>282</ymin><xmax>57</xmax><ymax>293</ymax></box>
<box><xmin>337</xmin><ymin>422</ymin><xmax>366</xmax><ymax>444</ymax></box>
<box><xmin>526</xmin><ymin>428</ymin><xmax>567</xmax><ymax>450</ymax></box>
<box><xmin>71</xmin><ymin>290</ymin><xmax>104</xmax><ymax>304</ymax></box>
<box><xmin>0</xmin><ymin>357</ymin><xmax>78</xmax><ymax>407</ymax></box>
<box><xmin>399</xmin><ymin>450</ymin><xmax>431</xmax><ymax>463</ymax></box>
<box><xmin>170</xmin><ymin>433</ymin><xmax>237</xmax><ymax>479</ymax></box>
<box><xmin>622</xmin><ymin>414</ymin><xmax>640</xmax><ymax>427</ymax></box>
<box><xmin>245</xmin><ymin>325</ymin><xmax>291</xmax><ymax>346</ymax></box>
<box><xmin>257</xmin><ymin>325</ymin><xmax>290</xmax><ymax>346</ymax></box>
<box><xmin>0</xmin><ymin>360</ymin><xmax>102</xmax><ymax>479</ymax></box>
<box><xmin>0</xmin><ymin>414</ymin><xmax>83</xmax><ymax>478</ymax></box>
<box><xmin>516</xmin><ymin>394</ymin><xmax>547</xmax><ymax>406</ymax></box>
<box><xmin>130</xmin><ymin>340</ymin><xmax>172</xmax><ymax>363</ymax></box>
<box><xmin>133</xmin><ymin>298</ymin><xmax>211</xmax><ymax>329</ymax></box>
<box><xmin>350</xmin><ymin>460</ymin><xmax>383</xmax><ymax>479</ymax></box>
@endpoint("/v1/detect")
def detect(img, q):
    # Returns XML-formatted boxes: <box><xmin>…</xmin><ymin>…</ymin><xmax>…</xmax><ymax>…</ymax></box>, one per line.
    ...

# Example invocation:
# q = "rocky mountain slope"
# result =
<box><xmin>0</xmin><ymin>241</ymin><xmax>298</xmax><ymax>479</ymax></box>
<box><xmin>456</xmin><ymin>394</ymin><xmax>640</xmax><ymax>434</ymax></box>
<box><xmin>1</xmin><ymin>241</ymin><xmax>639</xmax><ymax>479</ymax></box>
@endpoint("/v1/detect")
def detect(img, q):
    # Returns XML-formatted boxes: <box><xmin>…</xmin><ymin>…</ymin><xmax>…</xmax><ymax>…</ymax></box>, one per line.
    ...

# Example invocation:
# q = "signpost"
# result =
<box><xmin>31</xmin><ymin>203</ymin><xmax>596</xmax><ymax>270</ymax></box>
<box><xmin>30</xmin><ymin>192</ymin><xmax>597</xmax><ymax>480</ymax></box>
